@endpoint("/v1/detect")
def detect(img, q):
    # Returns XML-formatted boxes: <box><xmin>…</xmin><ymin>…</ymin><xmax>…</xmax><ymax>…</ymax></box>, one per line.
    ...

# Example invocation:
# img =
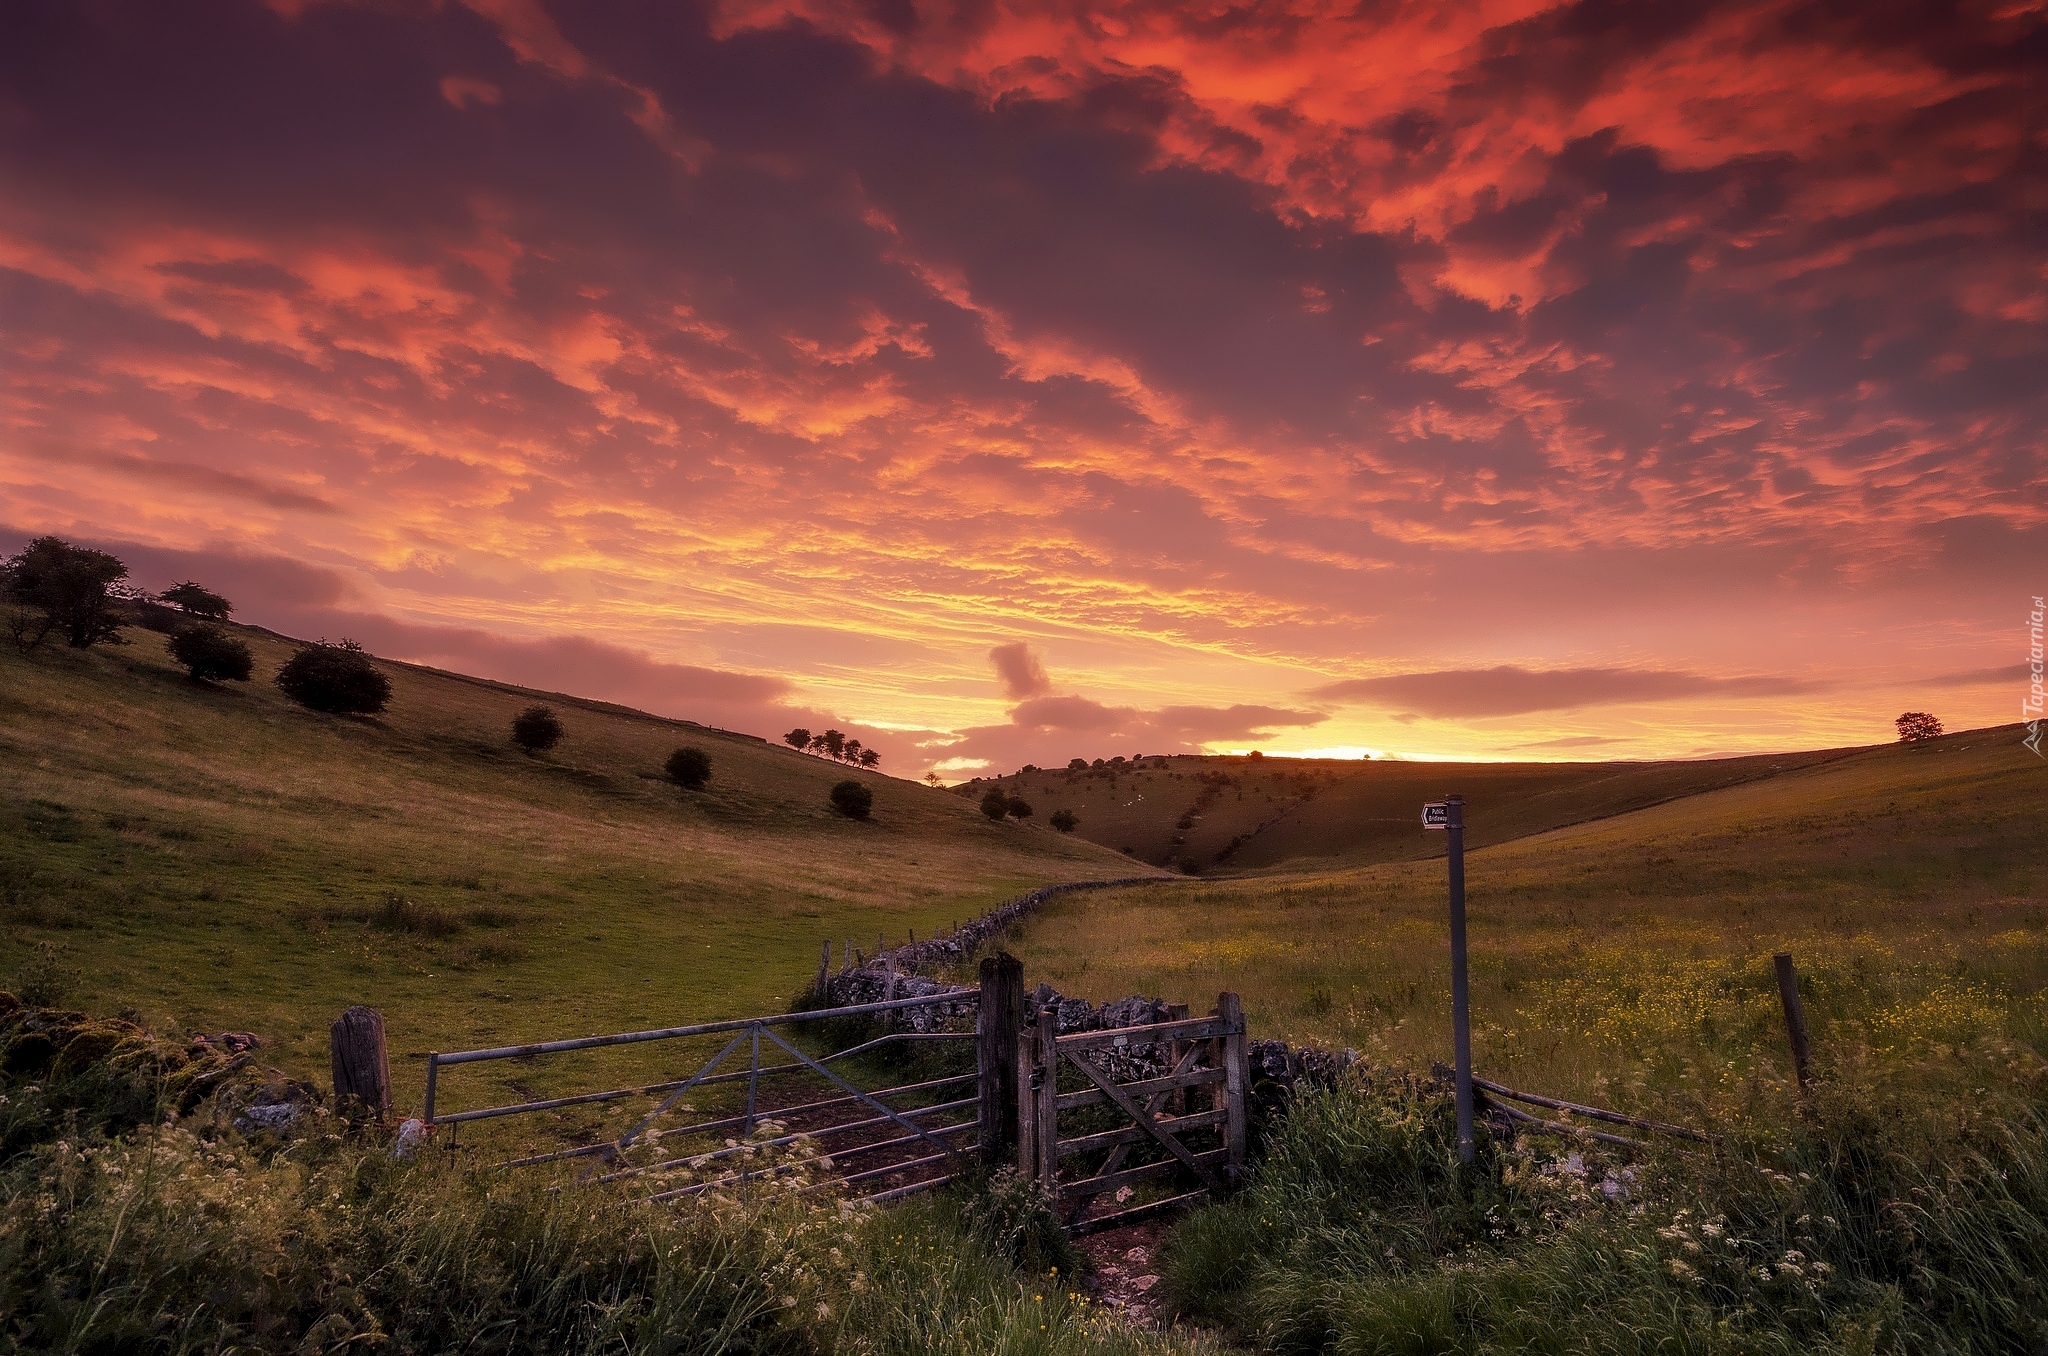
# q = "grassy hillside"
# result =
<box><xmin>0</xmin><ymin>625</ymin><xmax>1140</xmax><ymax>1113</ymax></box>
<box><xmin>1004</xmin><ymin>725</ymin><xmax>2048</xmax><ymax>1116</ymax></box>
<box><xmin>970</xmin><ymin>744</ymin><xmax>1856</xmax><ymax>873</ymax></box>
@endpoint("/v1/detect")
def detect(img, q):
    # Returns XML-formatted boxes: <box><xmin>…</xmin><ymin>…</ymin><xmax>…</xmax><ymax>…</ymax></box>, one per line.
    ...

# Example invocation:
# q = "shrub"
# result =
<box><xmin>1005</xmin><ymin>797</ymin><xmax>1033</xmax><ymax>820</ymax></box>
<box><xmin>274</xmin><ymin>639</ymin><xmax>391</xmax><ymax>714</ymax></box>
<box><xmin>1896</xmin><ymin>710</ymin><xmax>1943</xmax><ymax>742</ymax></box>
<box><xmin>162</xmin><ymin>581</ymin><xmax>232</xmax><ymax>619</ymax></box>
<box><xmin>830</xmin><ymin>780</ymin><xmax>873</xmax><ymax>820</ymax></box>
<box><xmin>980</xmin><ymin>788</ymin><xmax>1010</xmax><ymax>821</ymax></box>
<box><xmin>666</xmin><ymin>745</ymin><xmax>712</xmax><ymax>788</ymax></box>
<box><xmin>510</xmin><ymin>703</ymin><xmax>563</xmax><ymax>755</ymax></box>
<box><xmin>1068</xmin><ymin>758</ymin><xmax>1088</xmax><ymax>771</ymax></box>
<box><xmin>1049</xmin><ymin>809</ymin><xmax>1078</xmax><ymax>833</ymax></box>
<box><xmin>2</xmin><ymin>535</ymin><xmax>130</xmax><ymax>651</ymax></box>
<box><xmin>167</xmin><ymin>624</ymin><xmax>253</xmax><ymax>682</ymax></box>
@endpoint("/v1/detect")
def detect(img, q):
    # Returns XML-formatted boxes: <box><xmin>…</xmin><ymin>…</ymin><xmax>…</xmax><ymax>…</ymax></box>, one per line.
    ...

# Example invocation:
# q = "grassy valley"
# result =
<box><xmin>1004</xmin><ymin>725</ymin><xmax>2048</xmax><ymax>1114</ymax></box>
<box><xmin>0</xmin><ymin>625</ymin><xmax>1139</xmax><ymax>1114</ymax></box>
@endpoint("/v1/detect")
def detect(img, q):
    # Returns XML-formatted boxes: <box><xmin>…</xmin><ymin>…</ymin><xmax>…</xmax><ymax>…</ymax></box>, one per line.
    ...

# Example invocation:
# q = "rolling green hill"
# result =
<box><xmin>968</xmin><ymin>743</ymin><xmax>1857</xmax><ymax>872</ymax></box>
<box><xmin>0</xmin><ymin>624</ymin><xmax>1139</xmax><ymax>1110</ymax></box>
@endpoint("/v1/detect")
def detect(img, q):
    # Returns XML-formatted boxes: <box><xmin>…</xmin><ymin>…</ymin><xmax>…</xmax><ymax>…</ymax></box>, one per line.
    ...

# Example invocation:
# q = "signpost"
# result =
<box><xmin>1423</xmin><ymin>796</ymin><xmax>1474</xmax><ymax>1164</ymax></box>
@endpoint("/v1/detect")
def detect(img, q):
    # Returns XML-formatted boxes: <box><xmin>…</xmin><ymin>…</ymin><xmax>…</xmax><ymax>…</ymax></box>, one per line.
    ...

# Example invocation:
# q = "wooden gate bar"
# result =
<box><xmin>1055</xmin><ymin>1066</ymin><xmax>1222</xmax><ymax>1111</ymax></box>
<box><xmin>1055</xmin><ymin>1015</ymin><xmax>1233</xmax><ymax>1049</ymax></box>
<box><xmin>1058</xmin><ymin>1106</ymin><xmax>1227</xmax><ymax>1160</ymax></box>
<box><xmin>1062</xmin><ymin>1050</ymin><xmax>1228</xmax><ymax>1193</ymax></box>
<box><xmin>1220</xmin><ymin>991</ymin><xmax>1248</xmax><ymax>1187</ymax></box>
<box><xmin>1034</xmin><ymin>1004</ymin><xmax>1061</xmax><ymax>1187</ymax></box>
<box><xmin>1062</xmin><ymin>1148</ymin><xmax>1230</xmax><ymax>1202</ymax></box>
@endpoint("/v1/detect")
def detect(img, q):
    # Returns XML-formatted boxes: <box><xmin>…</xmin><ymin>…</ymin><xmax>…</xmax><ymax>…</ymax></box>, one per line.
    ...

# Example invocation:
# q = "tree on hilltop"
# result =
<box><xmin>511</xmin><ymin>704</ymin><xmax>563</xmax><ymax>755</ymax></box>
<box><xmin>785</xmin><ymin>727</ymin><xmax>812</xmax><ymax>751</ymax></box>
<box><xmin>163</xmin><ymin>581</ymin><xmax>232</xmax><ymax>620</ymax></box>
<box><xmin>980</xmin><ymin>788</ymin><xmax>1009</xmax><ymax>821</ymax></box>
<box><xmin>3</xmin><ymin>536</ymin><xmax>131</xmax><ymax>651</ymax></box>
<box><xmin>275</xmin><ymin>639</ymin><xmax>391</xmax><ymax>715</ymax></box>
<box><xmin>168</xmin><ymin>624</ymin><xmax>253</xmax><ymax>683</ymax></box>
<box><xmin>859</xmin><ymin>747</ymin><xmax>880</xmax><ymax>767</ymax></box>
<box><xmin>1895</xmin><ymin>711</ymin><xmax>1943</xmax><ymax>742</ymax></box>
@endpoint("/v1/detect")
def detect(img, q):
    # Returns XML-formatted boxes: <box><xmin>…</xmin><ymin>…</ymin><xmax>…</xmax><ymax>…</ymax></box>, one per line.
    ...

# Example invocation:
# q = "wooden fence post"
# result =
<box><xmin>1165</xmin><ymin>1002</ymin><xmax>1190</xmax><ymax>1116</ymax></box>
<box><xmin>1035</xmin><ymin>1004</ymin><xmax>1061</xmax><ymax>1192</ymax></box>
<box><xmin>330</xmin><ymin>1005</ymin><xmax>391</xmax><ymax>1123</ymax></box>
<box><xmin>1219</xmin><ymin>991</ymin><xmax>1248</xmax><ymax>1190</ymax></box>
<box><xmin>1773</xmin><ymin>953</ymin><xmax>1813</xmax><ymax>1092</ymax></box>
<box><xmin>977</xmin><ymin>953</ymin><xmax>1024</xmax><ymax>1167</ymax></box>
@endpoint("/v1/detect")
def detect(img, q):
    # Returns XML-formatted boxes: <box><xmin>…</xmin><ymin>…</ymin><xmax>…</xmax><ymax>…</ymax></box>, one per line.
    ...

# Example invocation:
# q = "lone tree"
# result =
<box><xmin>924</xmin><ymin>771</ymin><xmax>944</xmax><ymax>787</ymax></box>
<box><xmin>980</xmin><ymin>787</ymin><xmax>1010</xmax><ymax>821</ymax></box>
<box><xmin>1895</xmin><ymin>711</ymin><xmax>1943</xmax><ymax>743</ymax></box>
<box><xmin>666</xmin><ymin>745</ymin><xmax>712</xmax><ymax>789</ymax></box>
<box><xmin>3</xmin><ymin>536</ymin><xmax>130</xmax><ymax>651</ymax></box>
<box><xmin>830</xmin><ymin>779</ymin><xmax>873</xmax><ymax>820</ymax></box>
<box><xmin>1049</xmin><ymin>808</ymin><xmax>1078</xmax><ymax>833</ymax></box>
<box><xmin>167</xmin><ymin>624</ymin><xmax>253</xmax><ymax>683</ymax></box>
<box><xmin>784</xmin><ymin>728</ymin><xmax>812</xmax><ymax>752</ymax></box>
<box><xmin>162</xmin><ymin>581</ymin><xmax>232</xmax><ymax>620</ymax></box>
<box><xmin>511</xmin><ymin>704</ymin><xmax>563</xmax><ymax>755</ymax></box>
<box><xmin>275</xmin><ymin>639</ymin><xmax>391</xmax><ymax>715</ymax></box>
<box><xmin>1006</xmin><ymin>796</ymin><xmax>1033</xmax><ymax>821</ymax></box>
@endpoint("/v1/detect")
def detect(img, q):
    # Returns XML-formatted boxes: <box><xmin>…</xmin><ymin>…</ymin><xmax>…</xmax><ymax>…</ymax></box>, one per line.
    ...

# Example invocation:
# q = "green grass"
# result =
<box><xmin>1004</xmin><ymin>726</ymin><xmax>2048</xmax><ymax>1118</ymax></box>
<box><xmin>0</xmin><ymin>628</ymin><xmax>1139</xmax><ymax>1119</ymax></box>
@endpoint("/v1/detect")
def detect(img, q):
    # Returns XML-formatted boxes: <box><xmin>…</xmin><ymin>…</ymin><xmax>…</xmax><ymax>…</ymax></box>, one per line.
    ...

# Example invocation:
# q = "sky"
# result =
<box><xmin>2</xmin><ymin>0</ymin><xmax>2042</xmax><ymax>777</ymax></box>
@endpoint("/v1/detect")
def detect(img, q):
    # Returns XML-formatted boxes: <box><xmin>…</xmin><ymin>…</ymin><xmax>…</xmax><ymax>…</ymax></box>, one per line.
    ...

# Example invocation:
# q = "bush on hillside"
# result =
<box><xmin>830</xmin><ymin>780</ymin><xmax>873</xmax><ymax>820</ymax></box>
<box><xmin>980</xmin><ymin>788</ymin><xmax>1010</xmax><ymax>821</ymax></box>
<box><xmin>1049</xmin><ymin>809</ymin><xmax>1078</xmax><ymax>833</ymax></box>
<box><xmin>2</xmin><ymin>536</ymin><xmax>131</xmax><ymax>652</ymax></box>
<box><xmin>274</xmin><ymin>639</ymin><xmax>391</xmax><ymax>715</ymax></box>
<box><xmin>1006</xmin><ymin>797</ymin><xmax>1033</xmax><ymax>820</ymax></box>
<box><xmin>162</xmin><ymin>580</ymin><xmax>232</xmax><ymax>619</ymax></box>
<box><xmin>167</xmin><ymin>624</ymin><xmax>253</xmax><ymax>683</ymax></box>
<box><xmin>666</xmin><ymin>745</ymin><xmax>712</xmax><ymax>789</ymax></box>
<box><xmin>510</xmin><ymin>704</ymin><xmax>563</xmax><ymax>755</ymax></box>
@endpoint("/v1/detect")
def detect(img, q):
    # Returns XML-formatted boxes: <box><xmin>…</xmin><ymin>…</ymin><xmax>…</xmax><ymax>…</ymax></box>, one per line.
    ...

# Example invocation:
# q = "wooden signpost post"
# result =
<box><xmin>1423</xmin><ymin>795</ymin><xmax>1474</xmax><ymax>1164</ymax></box>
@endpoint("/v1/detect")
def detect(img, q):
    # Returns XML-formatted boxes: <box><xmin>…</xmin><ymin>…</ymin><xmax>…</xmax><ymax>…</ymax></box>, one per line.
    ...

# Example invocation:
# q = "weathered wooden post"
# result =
<box><xmin>1219</xmin><ymin>991</ymin><xmax>1248</xmax><ymax>1190</ymax></box>
<box><xmin>1034</xmin><ymin>1003</ymin><xmax>1061</xmax><ymax>1191</ymax></box>
<box><xmin>977</xmin><ymin>952</ymin><xmax>1024</xmax><ymax>1167</ymax></box>
<box><xmin>1423</xmin><ymin>794</ymin><xmax>1475</xmax><ymax>1164</ymax></box>
<box><xmin>330</xmin><ymin>1005</ymin><xmax>391</xmax><ymax>1123</ymax></box>
<box><xmin>1165</xmin><ymin>1001</ymin><xmax>1190</xmax><ymax>1116</ymax></box>
<box><xmin>1773</xmin><ymin>952</ymin><xmax>1813</xmax><ymax>1092</ymax></box>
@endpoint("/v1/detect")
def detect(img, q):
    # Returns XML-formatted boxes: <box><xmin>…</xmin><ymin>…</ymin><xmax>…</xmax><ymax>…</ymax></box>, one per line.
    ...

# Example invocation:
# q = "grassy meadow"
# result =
<box><xmin>1005</xmin><ymin>726</ymin><xmax>2048</xmax><ymax>1119</ymax></box>
<box><xmin>0</xmin><ymin>626</ymin><xmax>1139</xmax><ymax>1118</ymax></box>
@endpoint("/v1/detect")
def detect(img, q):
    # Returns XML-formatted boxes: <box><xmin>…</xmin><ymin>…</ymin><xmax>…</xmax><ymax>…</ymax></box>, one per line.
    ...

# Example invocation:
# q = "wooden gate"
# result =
<box><xmin>1017</xmin><ymin>990</ymin><xmax>1248</xmax><ymax>1236</ymax></box>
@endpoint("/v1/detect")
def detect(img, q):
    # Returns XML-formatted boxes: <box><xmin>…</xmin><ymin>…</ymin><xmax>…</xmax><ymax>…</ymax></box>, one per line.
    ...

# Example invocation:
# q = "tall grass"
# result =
<box><xmin>1162</xmin><ymin>1049</ymin><xmax>2048</xmax><ymax>1354</ymax></box>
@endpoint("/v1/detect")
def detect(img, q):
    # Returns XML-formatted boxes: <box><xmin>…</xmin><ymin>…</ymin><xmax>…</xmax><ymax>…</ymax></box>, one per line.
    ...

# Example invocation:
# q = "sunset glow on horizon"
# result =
<box><xmin>3</xmin><ymin>0</ymin><xmax>2041</xmax><ymax>776</ymax></box>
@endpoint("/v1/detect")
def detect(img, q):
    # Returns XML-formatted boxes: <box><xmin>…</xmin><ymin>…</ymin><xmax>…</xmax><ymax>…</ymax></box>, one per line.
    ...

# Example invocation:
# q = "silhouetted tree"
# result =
<box><xmin>924</xmin><ymin>771</ymin><xmax>944</xmax><ymax>787</ymax></box>
<box><xmin>980</xmin><ymin>788</ymin><xmax>1010</xmax><ymax>821</ymax></box>
<box><xmin>1049</xmin><ymin>808</ymin><xmax>1078</xmax><ymax>833</ymax></box>
<box><xmin>843</xmin><ymin>738</ymin><xmax>864</xmax><ymax>765</ymax></box>
<box><xmin>830</xmin><ymin>779</ymin><xmax>873</xmax><ymax>820</ymax></box>
<box><xmin>666</xmin><ymin>745</ymin><xmax>712</xmax><ymax>788</ymax></box>
<box><xmin>859</xmin><ymin>748</ymin><xmax>880</xmax><ymax>768</ymax></box>
<box><xmin>1068</xmin><ymin>758</ymin><xmax>1088</xmax><ymax>771</ymax></box>
<box><xmin>1895</xmin><ymin>711</ymin><xmax>1943</xmax><ymax>742</ymax></box>
<box><xmin>167</xmin><ymin>624</ymin><xmax>253</xmax><ymax>683</ymax></box>
<box><xmin>511</xmin><ymin>704</ymin><xmax>563</xmax><ymax>755</ymax></box>
<box><xmin>275</xmin><ymin>639</ymin><xmax>392</xmax><ymax>715</ymax></box>
<box><xmin>162</xmin><ymin>581</ymin><xmax>232</xmax><ymax>620</ymax></box>
<box><xmin>1006</xmin><ymin>797</ymin><xmax>1033</xmax><ymax>820</ymax></box>
<box><xmin>3</xmin><ymin>536</ymin><xmax>130</xmax><ymax>651</ymax></box>
<box><xmin>785</xmin><ymin>728</ymin><xmax>812</xmax><ymax>751</ymax></box>
<box><xmin>816</xmin><ymin>729</ymin><xmax>847</xmax><ymax>760</ymax></box>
